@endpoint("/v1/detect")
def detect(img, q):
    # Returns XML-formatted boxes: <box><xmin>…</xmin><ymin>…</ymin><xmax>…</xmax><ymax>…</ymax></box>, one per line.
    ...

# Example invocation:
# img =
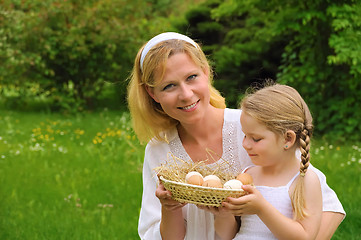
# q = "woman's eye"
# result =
<box><xmin>253</xmin><ymin>138</ymin><xmax>261</xmax><ymax>142</ymax></box>
<box><xmin>187</xmin><ymin>74</ymin><xmax>197</xmax><ymax>81</ymax></box>
<box><xmin>163</xmin><ymin>84</ymin><xmax>175</xmax><ymax>91</ymax></box>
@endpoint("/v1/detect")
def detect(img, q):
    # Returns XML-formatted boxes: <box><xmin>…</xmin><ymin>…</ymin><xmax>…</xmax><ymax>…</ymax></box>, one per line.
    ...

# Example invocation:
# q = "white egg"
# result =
<box><xmin>223</xmin><ymin>179</ymin><xmax>243</xmax><ymax>189</ymax></box>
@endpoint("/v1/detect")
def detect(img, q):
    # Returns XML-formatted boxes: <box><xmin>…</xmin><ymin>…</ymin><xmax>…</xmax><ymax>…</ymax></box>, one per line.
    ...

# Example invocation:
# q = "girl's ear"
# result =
<box><xmin>145</xmin><ymin>85</ymin><xmax>160</xmax><ymax>103</ymax></box>
<box><xmin>284</xmin><ymin>130</ymin><xmax>297</xmax><ymax>150</ymax></box>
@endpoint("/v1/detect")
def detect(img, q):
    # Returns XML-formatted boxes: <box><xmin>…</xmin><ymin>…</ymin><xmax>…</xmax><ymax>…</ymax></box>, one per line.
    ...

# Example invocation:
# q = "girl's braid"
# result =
<box><xmin>299</xmin><ymin>127</ymin><xmax>310</xmax><ymax>176</ymax></box>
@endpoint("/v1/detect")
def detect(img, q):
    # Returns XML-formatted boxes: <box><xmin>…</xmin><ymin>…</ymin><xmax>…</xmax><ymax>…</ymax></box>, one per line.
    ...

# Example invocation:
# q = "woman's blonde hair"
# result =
<box><xmin>127</xmin><ymin>36</ymin><xmax>226</xmax><ymax>143</ymax></box>
<box><xmin>240</xmin><ymin>83</ymin><xmax>313</xmax><ymax>220</ymax></box>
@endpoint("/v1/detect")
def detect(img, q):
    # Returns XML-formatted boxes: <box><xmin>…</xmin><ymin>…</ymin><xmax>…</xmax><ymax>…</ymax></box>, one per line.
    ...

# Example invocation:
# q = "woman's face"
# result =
<box><xmin>240</xmin><ymin>112</ymin><xmax>285</xmax><ymax>167</ymax></box>
<box><xmin>146</xmin><ymin>52</ymin><xmax>210</xmax><ymax>125</ymax></box>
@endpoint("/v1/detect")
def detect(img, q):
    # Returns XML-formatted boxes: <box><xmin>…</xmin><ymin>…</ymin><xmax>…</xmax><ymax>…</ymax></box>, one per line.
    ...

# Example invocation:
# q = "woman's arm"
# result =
<box><xmin>157</xmin><ymin>181</ymin><xmax>186</xmax><ymax>240</ymax></box>
<box><xmin>214</xmin><ymin>212</ymin><xmax>238</xmax><ymax>240</ymax></box>
<box><xmin>138</xmin><ymin>144</ymin><xmax>186</xmax><ymax>240</ymax></box>
<box><xmin>199</xmin><ymin>205</ymin><xmax>239</xmax><ymax>240</ymax></box>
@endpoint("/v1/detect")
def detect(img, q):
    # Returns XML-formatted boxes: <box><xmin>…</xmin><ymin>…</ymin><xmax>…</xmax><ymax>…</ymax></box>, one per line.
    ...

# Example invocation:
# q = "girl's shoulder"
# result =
<box><xmin>303</xmin><ymin>168</ymin><xmax>321</xmax><ymax>187</ymax></box>
<box><xmin>289</xmin><ymin>168</ymin><xmax>321</xmax><ymax>194</ymax></box>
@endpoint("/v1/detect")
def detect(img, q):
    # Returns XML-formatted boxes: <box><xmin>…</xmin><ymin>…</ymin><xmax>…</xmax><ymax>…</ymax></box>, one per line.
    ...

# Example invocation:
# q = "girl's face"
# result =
<box><xmin>146</xmin><ymin>52</ymin><xmax>210</xmax><ymax>125</ymax></box>
<box><xmin>240</xmin><ymin>112</ymin><xmax>286</xmax><ymax>167</ymax></box>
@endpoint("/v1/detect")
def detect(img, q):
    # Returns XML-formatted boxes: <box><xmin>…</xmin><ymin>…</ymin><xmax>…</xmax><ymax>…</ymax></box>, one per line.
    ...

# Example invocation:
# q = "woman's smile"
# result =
<box><xmin>178</xmin><ymin>100</ymin><xmax>200</xmax><ymax>111</ymax></box>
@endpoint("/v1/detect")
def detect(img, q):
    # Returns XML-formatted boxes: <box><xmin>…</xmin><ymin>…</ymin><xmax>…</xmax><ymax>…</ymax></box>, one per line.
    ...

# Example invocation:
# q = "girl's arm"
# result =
<box><xmin>316</xmin><ymin>212</ymin><xmax>344</xmax><ymax>240</ymax></box>
<box><xmin>310</xmin><ymin>165</ymin><xmax>345</xmax><ymax>239</ymax></box>
<box><xmin>222</xmin><ymin>170</ymin><xmax>322</xmax><ymax>240</ymax></box>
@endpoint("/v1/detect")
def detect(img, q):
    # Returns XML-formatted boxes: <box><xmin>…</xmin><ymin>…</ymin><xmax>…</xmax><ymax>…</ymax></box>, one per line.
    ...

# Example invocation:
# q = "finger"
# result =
<box><xmin>242</xmin><ymin>184</ymin><xmax>255</xmax><ymax>193</ymax></box>
<box><xmin>155</xmin><ymin>188</ymin><xmax>172</xmax><ymax>201</ymax></box>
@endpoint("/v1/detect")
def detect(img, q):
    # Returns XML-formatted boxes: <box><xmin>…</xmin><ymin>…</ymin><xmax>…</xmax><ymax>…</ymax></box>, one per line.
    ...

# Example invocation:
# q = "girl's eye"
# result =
<box><xmin>243</xmin><ymin>135</ymin><xmax>260</xmax><ymax>142</ymax></box>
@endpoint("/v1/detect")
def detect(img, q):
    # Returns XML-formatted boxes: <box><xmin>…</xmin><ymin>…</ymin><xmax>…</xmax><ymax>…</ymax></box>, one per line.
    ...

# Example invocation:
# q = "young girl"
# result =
<box><xmin>215</xmin><ymin>84</ymin><xmax>325</xmax><ymax>239</ymax></box>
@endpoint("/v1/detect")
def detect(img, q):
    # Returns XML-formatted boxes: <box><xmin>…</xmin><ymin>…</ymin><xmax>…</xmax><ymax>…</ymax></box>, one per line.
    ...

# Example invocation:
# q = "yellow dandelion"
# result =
<box><xmin>93</xmin><ymin>139</ymin><xmax>98</xmax><ymax>144</ymax></box>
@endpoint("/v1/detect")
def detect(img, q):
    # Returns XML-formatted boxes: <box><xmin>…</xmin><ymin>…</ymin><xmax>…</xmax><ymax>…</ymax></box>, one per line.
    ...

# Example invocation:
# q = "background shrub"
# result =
<box><xmin>174</xmin><ymin>0</ymin><xmax>361</xmax><ymax>141</ymax></box>
<box><xmin>1</xmin><ymin>0</ymin><xmax>360</xmax><ymax>140</ymax></box>
<box><xmin>0</xmin><ymin>0</ymin><xmax>182</xmax><ymax>113</ymax></box>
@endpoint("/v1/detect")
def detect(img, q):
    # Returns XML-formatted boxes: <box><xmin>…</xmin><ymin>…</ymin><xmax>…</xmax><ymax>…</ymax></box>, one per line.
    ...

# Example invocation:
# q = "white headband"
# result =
<box><xmin>140</xmin><ymin>32</ymin><xmax>198</xmax><ymax>72</ymax></box>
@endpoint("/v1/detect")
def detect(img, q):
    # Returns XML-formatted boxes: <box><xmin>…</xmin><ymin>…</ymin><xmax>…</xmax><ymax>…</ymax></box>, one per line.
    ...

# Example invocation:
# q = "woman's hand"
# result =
<box><xmin>221</xmin><ymin>184</ymin><xmax>266</xmax><ymax>216</ymax></box>
<box><xmin>197</xmin><ymin>204</ymin><xmax>232</xmax><ymax>218</ymax></box>
<box><xmin>155</xmin><ymin>178</ymin><xmax>186</xmax><ymax>211</ymax></box>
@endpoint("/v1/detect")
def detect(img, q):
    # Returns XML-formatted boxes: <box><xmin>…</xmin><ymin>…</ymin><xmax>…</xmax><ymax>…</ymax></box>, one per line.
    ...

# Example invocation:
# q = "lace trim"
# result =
<box><xmin>169</xmin><ymin>120</ymin><xmax>241</xmax><ymax>175</ymax></box>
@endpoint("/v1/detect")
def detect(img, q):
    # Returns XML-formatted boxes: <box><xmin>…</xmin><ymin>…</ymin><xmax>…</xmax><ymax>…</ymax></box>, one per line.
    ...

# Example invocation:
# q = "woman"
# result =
<box><xmin>127</xmin><ymin>32</ymin><xmax>345</xmax><ymax>240</ymax></box>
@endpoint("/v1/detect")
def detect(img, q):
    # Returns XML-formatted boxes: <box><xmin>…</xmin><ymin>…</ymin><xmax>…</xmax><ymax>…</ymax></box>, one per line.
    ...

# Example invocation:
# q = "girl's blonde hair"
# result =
<box><xmin>127</xmin><ymin>37</ymin><xmax>226</xmax><ymax>143</ymax></box>
<box><xmin>240</xmin><ymin>83</ymin><xmax>313</xmax><ymax>220</ymax></box>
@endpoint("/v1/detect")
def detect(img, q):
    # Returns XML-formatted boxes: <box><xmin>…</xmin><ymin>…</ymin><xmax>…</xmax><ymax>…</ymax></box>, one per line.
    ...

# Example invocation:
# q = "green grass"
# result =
<box><xmin>0</xmin><ymin>110</ymin><xmax>144</xmax><ymax>239</ymax></box>
<box><xmin>311</xmin><ymin>140</ymin><xmax>361</xmax><ymax>239</ymax></box>
<box><xmin>0</xmin><ymin>110</ymin><xmax>360</xmax><ymax>239</ymax></box>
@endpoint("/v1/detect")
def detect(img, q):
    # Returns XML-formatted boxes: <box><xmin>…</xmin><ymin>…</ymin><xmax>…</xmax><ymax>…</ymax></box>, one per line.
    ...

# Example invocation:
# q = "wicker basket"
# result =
<box><xmin>160</xmin><ymin>176</ymin><xmax>246</xmax><ymax>207</ymax></box>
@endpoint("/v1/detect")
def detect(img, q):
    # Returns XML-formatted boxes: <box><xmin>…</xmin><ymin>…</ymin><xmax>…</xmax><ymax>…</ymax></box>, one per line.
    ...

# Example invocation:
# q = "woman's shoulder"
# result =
<box><xmin>224</xmin><ymin>108</ymin><xmax>242</xmax><ymax>121</ymax></box>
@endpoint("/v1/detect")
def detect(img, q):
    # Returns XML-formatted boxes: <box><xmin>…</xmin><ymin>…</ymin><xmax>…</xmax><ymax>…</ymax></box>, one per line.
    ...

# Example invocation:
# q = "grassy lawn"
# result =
<box><xmin>0</xmin><ymin>110</ymin><xmax>144</xmax><ymax>239</ymax></box>
<box><xmin>0</xmin><ymin>109</ymin><xmax>360</xmax><ymax>239</ymax></box>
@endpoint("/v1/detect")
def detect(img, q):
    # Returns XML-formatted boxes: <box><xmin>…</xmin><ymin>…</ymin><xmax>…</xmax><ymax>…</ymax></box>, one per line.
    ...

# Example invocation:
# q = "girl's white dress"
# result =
<box><xmin>234</xmin><ymin>168</ymin><xmax>298</xmax><ymax>239</ymax></box>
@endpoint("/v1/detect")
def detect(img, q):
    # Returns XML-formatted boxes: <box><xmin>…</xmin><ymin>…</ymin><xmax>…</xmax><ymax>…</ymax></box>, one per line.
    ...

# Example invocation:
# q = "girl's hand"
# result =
<box><xmin>221</xmin><ymin>185</ymin><xmax>266</xmax><ymax>216</ymax></box>
<box><xmin>155</xmin><ymin>177</ymin><xmax>186</xmax><ymax>211</ymax></box>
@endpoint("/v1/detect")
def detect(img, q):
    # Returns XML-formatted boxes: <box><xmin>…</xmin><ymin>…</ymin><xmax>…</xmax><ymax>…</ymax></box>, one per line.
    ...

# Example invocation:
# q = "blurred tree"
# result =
<box><xmin>175</xmin><ymin>0</ymin><xmax>361</xmax><ymax>141</ymax></box>
<box><xmin>0</xmin><ymin>0</ymin><xmax>188</xmax><ymax>112</ymax></box>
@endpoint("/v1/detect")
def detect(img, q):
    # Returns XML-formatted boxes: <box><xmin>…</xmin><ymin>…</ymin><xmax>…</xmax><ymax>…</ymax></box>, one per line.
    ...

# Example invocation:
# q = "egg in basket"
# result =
<box><xmin>155</xmin><ymin>153</ymin><xmax>254</xmax><ymax>207</ymax></box>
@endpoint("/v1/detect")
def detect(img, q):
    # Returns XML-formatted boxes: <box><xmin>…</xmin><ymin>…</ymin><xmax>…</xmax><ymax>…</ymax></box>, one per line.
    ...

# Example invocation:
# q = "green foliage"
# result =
<box><xmin>175</xmin><ymin>0</ymin><xmax>361</xmax><ymax>141</ymax></box>
<box><xmin>0</xmin><ymin>0</ymin><xmax>175</xmax><ymax>113</ymax></box>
